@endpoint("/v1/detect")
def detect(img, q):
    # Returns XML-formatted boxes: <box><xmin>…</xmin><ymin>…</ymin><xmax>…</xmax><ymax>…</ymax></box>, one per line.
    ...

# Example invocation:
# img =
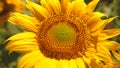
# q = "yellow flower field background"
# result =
<box><xmin>0</xmin><ymin>0</ymin><xmax>120</xmax><ymax>68</ymax></box>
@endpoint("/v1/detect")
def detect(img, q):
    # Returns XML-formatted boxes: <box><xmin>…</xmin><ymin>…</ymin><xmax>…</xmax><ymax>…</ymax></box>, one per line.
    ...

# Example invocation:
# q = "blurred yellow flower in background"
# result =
<box><xmin>5</xmin><ymin>0</ymin><xmax>120</xmax><ymax>68</ymax></box>
<box><xmin>0</xmin><ymin>0</ymin><xmax>24</xmax><ymax>27</ymax></box>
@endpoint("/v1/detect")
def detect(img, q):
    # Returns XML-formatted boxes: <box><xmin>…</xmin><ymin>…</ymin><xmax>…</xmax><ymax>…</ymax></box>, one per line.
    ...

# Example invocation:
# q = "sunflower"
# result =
<box><xmin>6</xmin><ymin>0</ymin><xmax>120</xmax><ymax>68</ymax></box>
<box><xmin>0</xmin><ymin>0</ymin><xmax>24</xmax><ymax>26</ymax></box>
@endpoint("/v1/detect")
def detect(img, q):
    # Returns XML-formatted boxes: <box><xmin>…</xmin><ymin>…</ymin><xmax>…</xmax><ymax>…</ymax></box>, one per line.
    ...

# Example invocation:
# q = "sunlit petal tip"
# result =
<box><xmin>93</xmin><ymin>12</ymin><xmax>108</xmax><ymax>18</ymax></box>
<box><xmin>99</xmin><ymin>28</ymin><xmax>120</xmax><ymax>41</ymax></box>
<box><xmin>26</xmin><ymin>0</ymin><xmax>50</xmax><ymax>19</ymax></box>
<box><xmin>98</xmin><ymin>40</ymin><xmax>120</xmax><ymax>50</ymax></box>
<box><xmin>8</xmin><ymin>14</ymin><xmax>40</xmax><ymax>32</ymax></box>
<box><xmin>6</xmin><ymin>32</ymin><xmax>36</xmax><ymax>41</ymax></box>
<box><xmin>104</xmin><ymin>16</ymin><xmax>118</xmax><ymax>24</ymax></box>
<box><xmin>112</xmin><ymin>51</ymin><xmax>120</xmax><ymax>60</ymax></box>
<box><xmin>8</xmin><ymin>16</ymin><xmax>16</xmax><ymax>24</ymax></box>
<box><xmin>86</xmin><ymin>0</ymin><xmax>99</xmax><ymax>13</ymax></box>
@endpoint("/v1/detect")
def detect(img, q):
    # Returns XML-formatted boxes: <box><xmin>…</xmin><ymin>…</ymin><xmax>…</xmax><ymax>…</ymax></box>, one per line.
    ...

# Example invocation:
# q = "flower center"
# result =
<box><xmin>47</xmin><ymin>23</ymin><xmax>76</xmax><ymax>46</ymax></box>
<box><xmin>37</xmin><ymin>15</ymin><xmax>90</xmax><ymax>60</ymax></box>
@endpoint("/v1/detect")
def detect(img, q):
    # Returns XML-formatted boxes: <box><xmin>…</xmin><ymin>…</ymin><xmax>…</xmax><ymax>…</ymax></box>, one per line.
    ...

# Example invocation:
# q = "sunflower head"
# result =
<box><xmin>6</xmin><ymin>0</ymin><xmax>120</xmax><ymax>68</ymax></box>
<box><xmin>37</xmin><ymin>14</ymin><xmax>92</xmax><ymax>60</ymax></box>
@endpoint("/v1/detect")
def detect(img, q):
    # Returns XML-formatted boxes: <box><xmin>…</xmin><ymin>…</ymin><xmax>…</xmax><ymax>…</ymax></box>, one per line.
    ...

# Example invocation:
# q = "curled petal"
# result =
<box><xmin>99</xmin><ymin>28</ymin><xmax>120</xmax><ymax>41</ymax></box>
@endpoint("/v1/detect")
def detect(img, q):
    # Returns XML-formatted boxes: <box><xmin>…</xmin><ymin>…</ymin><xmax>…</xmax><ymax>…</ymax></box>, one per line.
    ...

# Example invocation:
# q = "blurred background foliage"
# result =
<box><xmin>0</xmin><ymin>0</ymin><xmax>120</xmax><ymax>68</ymax></box>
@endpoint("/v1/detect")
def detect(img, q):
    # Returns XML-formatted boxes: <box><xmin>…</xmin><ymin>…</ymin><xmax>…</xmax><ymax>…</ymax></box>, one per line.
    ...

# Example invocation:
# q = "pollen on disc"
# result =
<box><xmin>47</xmin><ymin>23</ymin><xmax>77</xmax><ymax>45</ymax></box>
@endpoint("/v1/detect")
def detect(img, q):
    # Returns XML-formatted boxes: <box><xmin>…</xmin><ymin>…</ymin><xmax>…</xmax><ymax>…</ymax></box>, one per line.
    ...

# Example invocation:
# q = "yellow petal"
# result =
<box><xmin>8</xmin><ymin>47</ymin><xmax>39</xmax><ymax>54</ymax></box>
<box><xmin>34</xmin><ymin>56</ymin><xmax>57</xmax><ymax>68</ymax></box>
<box><xmin>27</xmin><ymin>0</ymin><xmax>50</xmax><ymax>20</ymax></box>
<box><xmin>90</xmin><ymin>58</ymin><xmax>104</xmax><ymax>68</ymax></box>
<box><xmin>70</xmin><ymin>0</ymin><xmax>86</xmax><ymax>16</ymax></box>
<box><xmin>70</xmin><ymin>59</ymin><xmax>77</xmax><ymax>68</ymax></box>
<box><xmin>76</xmin><ymin>58</ymin><xmax>86</xmax><ymax>68</ymax></box>
<box><xmin>65</xmin><ymin>0</ymin><xmax>75</xmax><ymax>15</ymax></box>
<box><xmin>85</xmin><ymin>48</ymin><xmax>96</xmax><ymax>58</ymax></box>
<box><xmin>83</xmin><ymin>56</ymin><xmax>91</xmax><ymax>65</ymax></box>
<box><xmin>86</xmin><ymin>0</ymin><xmax>99</xmax><ymax>13</ymax></box>
<box><xmin>86</xmin><ymin>14</ymin><xmax>101</xmax><ymax>28</ymax></box>
<box><xmin>6</xmin><ymin>32</ymin><xmax>38</xmax><ymax>53</ymax></box>
<box><xmin>9</xmin><ymin>13</ymin><xmax>40</xmax><ymax>32</ymax></box>
<box><xmin>98</xmin><ymin>28</ymin><xmax>120</xmax><ymax>41</ymax></box>
<box><xmin>42</xmin><ymin>58</ymin><xmax>57</xmax><ymax>68</ymax></box>
<box><xmin>91</xmin><ymin>16</ymin><xmax>117</xmax><ymax>33</ymax></box>
<box><xmin>18</xmin><ymin>52</ymin><xmax>33</xmax><ymax>68</ymax></box>
<box><xmin>93</xmin><ymin>12</ymin><xmax>108</xmax><ymax>18</ymax></box>
<box><xmin>6</xmin><ymin>38</ymin><xmax>39</xmax><ymax>53</ymax></box>
<box><xmin>101</xmin><ymin>16</ymin><xmax>118</xmax><ymax>29</ymax></box>
<box><xmin>112</xmin><ymin>51</ymin><xmax>120</xmax><ymax>60</ymax></box>
<box><xmin>87</xmin><ymin>12</ymin><xmax>107</xmax><ymax>27</ymax></box>
<box><xmin>24</xmin><ymin>51</ymin><xmax>44</xmax><ymax>68</ymax></box>
<box><xmin>41</xmin><ymin>0</ymin><xmax>61</xmax><ymax>14</ymax></box>
<box><xmin>6</xmin><ymin>32</ymin><xmax>36</xmax><ymax>41</ymax></box>
<box><xmin>96</xmin><ymin>45</ymin><xmax>112</xmax><ymax>62</ymax></box>
<box><xmin>57</xmin><ymin>60</ymin><xmax>70</xmax><ymax>68</ymax></box>
<box><xmin>6</xmin><ymin>38</ymin><xmax>37</xmax><ymax>49</ymax></box>
<box><xmin>18</xmin><ymin>50</ymin><xmax>44</xmax><ymax>68</ymax></box>
<box><xmin>34</xmin><ymin>57</ymin><xmax>48</xmax><ymax>68</ymax></box>
<box><xmin>40</xmin><ymin>0</ymin><xmax>61</xmax><ymax>14</ymax></box>
<box><xmin>6</xmin><ymin>44</ymin><xmax>39</xmax><ymax>54</ymax></box>
<box><xmin>98</xmin><ymin>40</ymin><xmax>120</xmax><ymax>50</ymax></box>
<box><xmin>40</xmin><ymin>0</ymin><xmax>54</xmax><ymax>15</ymax></box>
<box><xmin>60</xmin><ymin>0</ymin><xmax>70</xmax><ymax>13</ymax></box>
